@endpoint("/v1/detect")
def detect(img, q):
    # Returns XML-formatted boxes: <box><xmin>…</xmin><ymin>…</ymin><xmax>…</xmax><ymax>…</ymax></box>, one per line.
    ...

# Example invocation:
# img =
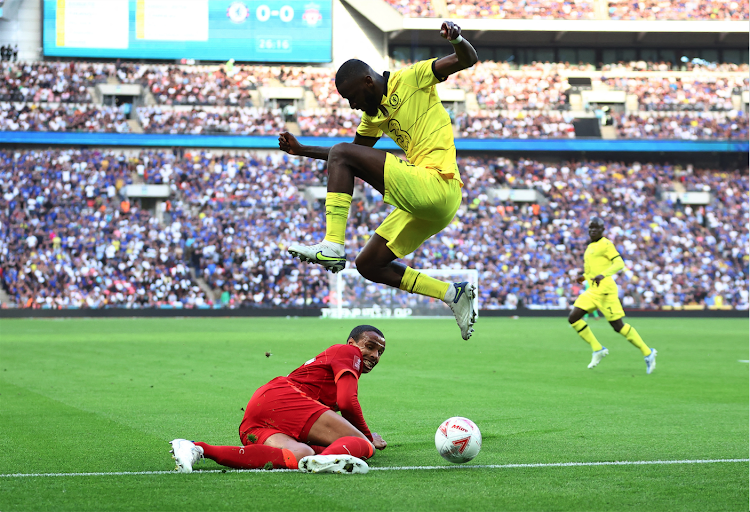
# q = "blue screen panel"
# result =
<box><xmin>42</xmin><ymin>0</ymin><xmax>332</xmax><ymax>62</ymax></box>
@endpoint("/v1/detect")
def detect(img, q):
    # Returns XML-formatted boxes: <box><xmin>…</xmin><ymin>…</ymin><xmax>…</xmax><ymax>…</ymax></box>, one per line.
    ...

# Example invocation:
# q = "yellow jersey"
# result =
<box><xmin>356</xmin><ymin>59</ymin><xmax>462</xmax><ymax>185</ymax></box>
<box><xmin>583</xmin><ymin>236</ymin><xmax>624</xmax><ymax>294</ymax></box>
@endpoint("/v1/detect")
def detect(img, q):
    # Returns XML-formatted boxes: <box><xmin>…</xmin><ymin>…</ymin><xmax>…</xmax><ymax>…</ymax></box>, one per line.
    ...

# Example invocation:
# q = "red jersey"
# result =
<box><xmin>286</xmin><ymin>344</ymin><xmax>363</xmax><ymax>410</ymax></box>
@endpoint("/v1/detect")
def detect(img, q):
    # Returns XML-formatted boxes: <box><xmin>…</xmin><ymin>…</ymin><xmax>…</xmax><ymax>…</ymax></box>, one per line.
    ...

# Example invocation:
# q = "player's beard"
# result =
<box><xmin>363</xmin><ymin>93</ymin><xmax>380</xmax><ymax>116</ymax></box>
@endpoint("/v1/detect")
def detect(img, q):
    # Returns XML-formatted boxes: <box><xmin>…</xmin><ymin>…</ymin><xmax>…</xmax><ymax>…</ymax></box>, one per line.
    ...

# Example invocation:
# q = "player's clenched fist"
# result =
<box><xmin>439</xmin><ymin>21</ymin><xmax>461</xmax><ymax>41</ymax></box>
<box><xmin>372</xmin><ymin>432</ymin><xmax>387</xmax><ymax>450</ymax></box>
<box><xmin>278</xmin><ymin>131</ymin><xmax>301</xmax><ymax>155</ymax></box>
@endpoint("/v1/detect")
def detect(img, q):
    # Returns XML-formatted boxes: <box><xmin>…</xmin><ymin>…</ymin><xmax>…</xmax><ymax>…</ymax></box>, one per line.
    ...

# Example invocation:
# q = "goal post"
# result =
<box><xmin>321</xmin><ymin>268</ymin><xmax>479</xmax><ymax>319</ymax></box>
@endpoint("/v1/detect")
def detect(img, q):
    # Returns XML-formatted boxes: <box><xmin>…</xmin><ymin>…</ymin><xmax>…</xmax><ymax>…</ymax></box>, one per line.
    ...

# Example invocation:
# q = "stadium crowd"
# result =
<box><xmin>1</xmin><ymin>149</ymin><xmax>747</xmax><ymax>311</ymax></box>
<box><xmin>607</xmin><ymin>0</ymin><xmax>748</xmax><ymax>20</ymax></box>
<box><xmin>2</xmin><ymin>59</ymin><xmax>747</xmax><ymax>139</ymax></box>
<box><xmin>0</xmin><ymin>61</ymin><xmax>115</xmax><ymax>103</ymax></box>
<box><xmin>382</xmin><ymin>0</ymin><xmax>747</xmax><ymax>19</ymax></box>
<box><xmin>0</xmin><ymin>103</ymin><xmax>131</xmax><ymax>133</ymax></box>
<box><xmin>0</xmin><ymin>149</ymin><xmax>207</xmax><ymax>308</ymax></box>
<box><xmin>136</xmin><ymin>106</ymin><xmax>286</xmax><ymax>135</ymax></box>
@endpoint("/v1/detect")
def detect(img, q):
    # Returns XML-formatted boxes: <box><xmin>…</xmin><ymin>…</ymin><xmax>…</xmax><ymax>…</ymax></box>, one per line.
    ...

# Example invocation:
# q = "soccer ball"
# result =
<box><xmin>435</xmin><ymin>417</ymin><xmax>482</xmax><ymax>463</ymax></box>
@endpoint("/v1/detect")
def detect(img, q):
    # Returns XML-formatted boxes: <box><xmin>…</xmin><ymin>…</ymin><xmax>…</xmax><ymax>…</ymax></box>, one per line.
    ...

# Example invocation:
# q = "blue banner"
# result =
<box><xmin>1</xmin><ymin>132</ymin><xmax>747</xmax><ymax>152</ymax></box>
<box><xmin>43</xmin><ymin>0</ymin><xmax>332</xmax><ymax>62</ymax></box>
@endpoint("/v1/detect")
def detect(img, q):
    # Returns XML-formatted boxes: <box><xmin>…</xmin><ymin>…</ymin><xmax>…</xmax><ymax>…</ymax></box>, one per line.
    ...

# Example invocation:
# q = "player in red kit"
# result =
<box><xmin>169</xmin><ymin>325</ymin><xmax>387</xmax><ymax>474</ymax></box>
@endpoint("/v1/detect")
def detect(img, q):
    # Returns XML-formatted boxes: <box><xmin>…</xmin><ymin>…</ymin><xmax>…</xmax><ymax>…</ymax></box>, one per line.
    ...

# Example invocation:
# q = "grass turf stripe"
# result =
<box><xmin>2</xmin><ymin>458</ymin><xmax>747</xmax><ymax>478</ymax></box>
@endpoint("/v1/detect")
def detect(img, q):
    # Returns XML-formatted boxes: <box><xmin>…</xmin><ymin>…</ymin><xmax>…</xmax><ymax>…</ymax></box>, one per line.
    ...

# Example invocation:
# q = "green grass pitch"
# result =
<box><xmin>1</xmin><ymin>316</ymin><xmax>747</xmax><ymax>511</ymax></box>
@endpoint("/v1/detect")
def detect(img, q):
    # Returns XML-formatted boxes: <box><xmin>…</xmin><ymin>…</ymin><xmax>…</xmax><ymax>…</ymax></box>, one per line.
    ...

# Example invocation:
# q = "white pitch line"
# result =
<box><xmin>738</xmin><ymin>360</ymin><xmax>749</xmax><ymax>363</ymax></box>
<box><xmin>1</xmin><ymin>458</ymin><xmax>746</xmax><ymax>478</ymax></box>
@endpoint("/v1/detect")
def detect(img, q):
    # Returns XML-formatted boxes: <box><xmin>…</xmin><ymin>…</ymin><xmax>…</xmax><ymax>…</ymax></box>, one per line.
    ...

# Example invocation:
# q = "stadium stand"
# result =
<box><xmin>2</xmin><ymin>149</ymin><xmax>747</xmax><ymax>310</ymax></box>
<box><xmin>383</xmin><ymin>0</ymin><xmax>747</xmax><ymax>19</ymax></box>
<box><xmin>2</xmin><ymin>60</ymin><xmax>747</xmax><ymax>139</ymax></box>
<box><xmin>0</xmin><ymin>0</ymin><xmax>747</xmax><ymax>313</ymax></box>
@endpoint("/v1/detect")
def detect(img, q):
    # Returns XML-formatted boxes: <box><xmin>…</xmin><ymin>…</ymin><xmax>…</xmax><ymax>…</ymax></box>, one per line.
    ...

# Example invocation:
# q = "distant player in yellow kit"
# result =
<box><xmin>568</xmin><ymin>217</ymin><xmax>657</xmax><ymax>374</ymax></box>
<box><xmin>279</xmin><ymin>21</ymin><xmax>479</xmax><ymax>340</ymax></box>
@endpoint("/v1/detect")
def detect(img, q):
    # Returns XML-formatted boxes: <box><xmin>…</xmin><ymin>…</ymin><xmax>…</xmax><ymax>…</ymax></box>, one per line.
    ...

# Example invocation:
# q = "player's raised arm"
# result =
<box><xmin>278</xmin><ymin>131</ymin><xmax>379</xmax><ymax>161</ymax></box>
<box><xmin>433</xmin><ymin>21</ymin><xmax>478</xmax><ymax>79</ymax></box>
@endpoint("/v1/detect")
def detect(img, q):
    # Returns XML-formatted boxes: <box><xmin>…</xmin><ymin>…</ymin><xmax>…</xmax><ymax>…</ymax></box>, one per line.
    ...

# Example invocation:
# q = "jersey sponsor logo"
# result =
<box><xmin>387</xmin><ymin>119</ymin><xmax>411</xmax><ymax>150</ymax></box>
<box><xmin>452</xmin><ymin>436</ymin><xmax>471</xmax><ymax>453</ymax></box>
<box><xmin>353</xmin><ymin>356</ymin><xmax>361</xmax><ymax>371</ymax></box>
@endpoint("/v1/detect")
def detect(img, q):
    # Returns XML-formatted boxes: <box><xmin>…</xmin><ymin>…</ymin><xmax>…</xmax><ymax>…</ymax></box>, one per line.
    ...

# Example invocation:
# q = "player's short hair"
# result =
<box><xmin>590</xmin><ymin>216</ymin><xmax>605</xmax><ymax>227</ymax></box>
<box><xmin>335</xmin><ymin>59</ymin><xmax>372</xmax><ymax>90</ymax></box>
<box><xmin>348</xmin><ymin>325</ymin><xmax>384</xmax><ymax>342</ymax></box>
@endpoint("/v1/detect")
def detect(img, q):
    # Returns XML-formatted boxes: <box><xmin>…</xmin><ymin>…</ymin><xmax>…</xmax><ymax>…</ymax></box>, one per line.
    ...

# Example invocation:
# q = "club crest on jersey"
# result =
<box><xmin>226</xmin><ymin>2</ymin><xmax>249</xmax><ymax>23</ymax></box>
<box><xmin>388</xmin><ymin>93</ymin><xmax>400</xmax><ymax>108</ymax></box>
<box><xmin>302</xmin><ymin>3</ymin><xmax>323</xmax><ymax>26</ymax></box>
<box><xmin>353</xmin><ymin>356</ymin><xmax>361</xmax><ymax>371</ymax></box>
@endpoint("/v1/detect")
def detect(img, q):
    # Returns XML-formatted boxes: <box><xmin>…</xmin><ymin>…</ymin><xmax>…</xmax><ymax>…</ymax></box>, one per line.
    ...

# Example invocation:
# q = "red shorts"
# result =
<box><xmin>238</xmin><ymin>376</ymin><xmax>330</xmax><ymax>446</ymax></box>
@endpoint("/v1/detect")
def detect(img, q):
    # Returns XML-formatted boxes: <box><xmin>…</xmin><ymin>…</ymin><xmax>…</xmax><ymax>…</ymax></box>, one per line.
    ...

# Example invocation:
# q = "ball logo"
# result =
<box><xmin>227</xmin><ymin>2</ymin><xmax>250</xmax><ymax>24</ymax></box>
<box><xmin>302</xmin><ymin>3</ymin><xmax>323</xmax><ymax>26</ymax></box>
<box><xmin>452</xmin><ymin>424</ymin><xmax>469</xmax><ymax>433</ymax></box>
<box><xmin>452</xmin><ymin>436</ymin><xmax>471</xmax><ymax>453</ymax></box>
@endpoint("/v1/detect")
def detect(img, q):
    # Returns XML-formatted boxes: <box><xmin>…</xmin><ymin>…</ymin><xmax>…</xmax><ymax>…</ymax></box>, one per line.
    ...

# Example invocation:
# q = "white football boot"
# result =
<box><xmin>644</xmin><ymin>348</ymin><xmax>657</xmax><ymax>374</ymax></box>
<box><xmin>170</xmin><ymin>439</ymin><xmax>204</xmax><ymax>473</ymax></box>
<box><xmin>445</xmin><ymin>282</ymin><xmax>477</xmax><ymax>340</ymax></box>
<box><xmin>288</xmin><ymin>240</ymin><xmax>346</xmax><ymax>273</ymax></box>
<box><xmin>298</xmin><ymin>454</ymin><xmax>369</xmax><ymax>474</ymax></box>
<box><xmin>588</xmin><ymin>347</ymin><xmax>609</xmax><ymax>369</ymax></box>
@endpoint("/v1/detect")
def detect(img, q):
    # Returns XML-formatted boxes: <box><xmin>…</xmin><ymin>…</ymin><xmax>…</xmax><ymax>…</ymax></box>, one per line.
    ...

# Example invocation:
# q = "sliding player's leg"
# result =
<box><xmin>174</xmin><ymin>411</ymin><xmax>373</xmax><ymax>474</ymax></box>
<box><xmin>288</xmin><ymin>143</ymin><xmax>387</xmax><ymax>273</ymax></box>
<box><xmin>569</xmin><ymin>301</ymin><xmax>608</xmax><ymax>368</ymax></box>
<box><xmin>188</xmin><ymin>433</ymin><xmax>309</xmax><ymax>472</ymax></box>
<box><xmin>299</xmin><ymin>410</ymin><xmax>374</xmax><ymax>474</ymax></box>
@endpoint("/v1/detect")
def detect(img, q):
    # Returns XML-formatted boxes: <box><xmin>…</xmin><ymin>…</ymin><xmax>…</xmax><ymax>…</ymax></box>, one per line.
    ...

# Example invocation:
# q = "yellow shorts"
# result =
<box><xmin>376</xmin><ymin>153</ymin><xmax>462</xmax><ymax>258</ymax></box>
<box><xmin>573</xmin><ymin>289</ymin><xmax>625</xmax><ymax>322</ymax></box>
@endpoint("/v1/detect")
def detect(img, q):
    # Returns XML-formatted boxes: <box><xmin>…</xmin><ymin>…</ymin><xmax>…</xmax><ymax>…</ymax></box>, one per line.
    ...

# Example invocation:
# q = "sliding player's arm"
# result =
<box><xmin>433</xmin><ymin>21</ymin><xmax>478</xmax><ymax>79</ymax></box>
<box><xmin>336</xmin><ymin>372</ymin><xmax>388</xmax><ymax>449</ymax></box>
<box><xmin>278</xmin><ymin>132</ymin><xmax>379</xmax><ymax>161</ymax></box>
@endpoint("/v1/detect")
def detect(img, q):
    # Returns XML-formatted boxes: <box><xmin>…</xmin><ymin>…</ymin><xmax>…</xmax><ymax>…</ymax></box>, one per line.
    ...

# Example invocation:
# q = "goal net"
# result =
<box><xmin>322</xmin><ymin>268</ymin><xmax>479</xmax><ymax>319</ymax></box>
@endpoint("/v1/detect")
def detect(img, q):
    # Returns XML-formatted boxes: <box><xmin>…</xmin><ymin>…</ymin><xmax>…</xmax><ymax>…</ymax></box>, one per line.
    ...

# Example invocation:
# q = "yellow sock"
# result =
<box><xmin>399</xmin><ymin>266</ymin><xmax>450</xmax><ymax>300</ymax></box>
<box><xmin>620</xmin><ymin>323</ymin><xmax>651</xmax><ymax>356</ymax></box>
<box><xmin>571</xmin><ymin>319</ymin><xmax>603</xmax><ymax>351</ymax></box>
<box><xmin>323</xmin><ymin>192</ymin><xmax>352</xmax><ymax>245</ymax></box>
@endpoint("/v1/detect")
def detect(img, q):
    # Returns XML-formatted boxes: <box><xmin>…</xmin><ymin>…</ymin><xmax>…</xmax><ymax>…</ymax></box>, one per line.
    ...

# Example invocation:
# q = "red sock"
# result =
<box><xmin>194</xmin><ymin>443</ymin><xmax>298</xmax><ymax>469</ymax></box>
<box><xmin>320</xmin><ymin>436</ymin><xmax>374</xmax><ymax>460</ymax></box>
<box><xmin>308</xmin><ymin>445</ymin><xmax>327</xmax><ymax>455</ymax></box>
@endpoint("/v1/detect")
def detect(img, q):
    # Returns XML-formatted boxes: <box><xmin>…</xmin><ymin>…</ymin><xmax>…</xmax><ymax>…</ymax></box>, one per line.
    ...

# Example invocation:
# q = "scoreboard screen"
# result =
<box><xmin>42</xmin><ymin>0</ymin><xmax>332</xmax><ymax>62</ymax></box>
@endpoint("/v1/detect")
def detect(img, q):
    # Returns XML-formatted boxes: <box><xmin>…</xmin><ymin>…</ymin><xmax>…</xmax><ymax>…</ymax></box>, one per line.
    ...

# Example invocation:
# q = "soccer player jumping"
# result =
<box><xmin>568</xmin><ymin>217</ymin><xmax>657</xmax><ymax>374</ymax></box>
<box><xmin>279</xmin><ymin>21</ymin><xmax>479</xmax><ymax>340</ymax></box>
<box><xmin>170</xmin><ymin>325</ymin><xmax>387</xmax><ymax>474</ymax></box>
